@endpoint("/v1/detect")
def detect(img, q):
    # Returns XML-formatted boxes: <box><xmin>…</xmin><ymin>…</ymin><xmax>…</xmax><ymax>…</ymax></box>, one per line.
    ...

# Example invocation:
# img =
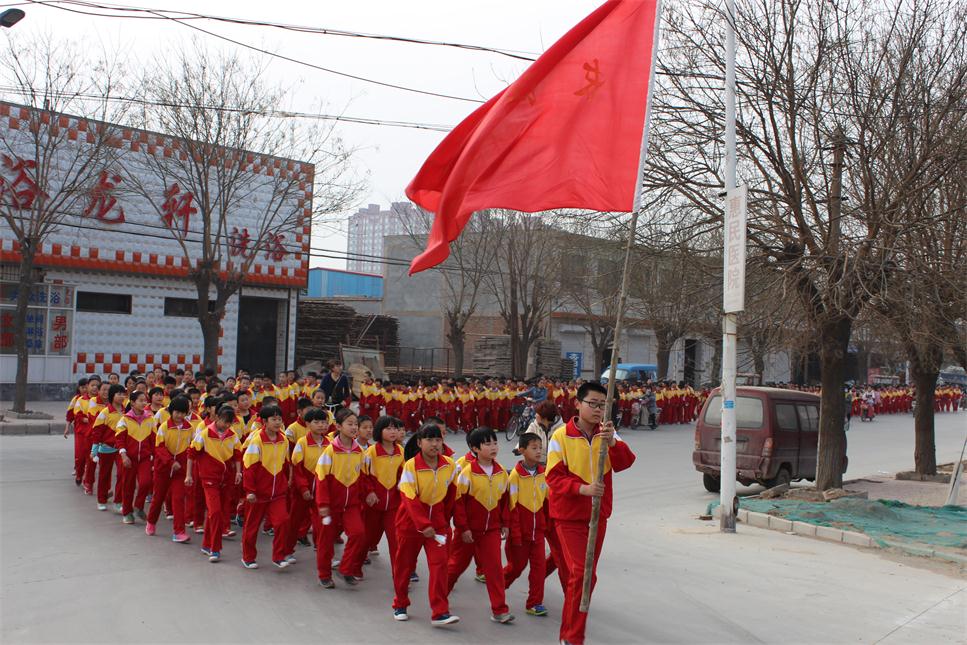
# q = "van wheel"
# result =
<box><xmin>703</xmin><ymin>473</ymin><xmax>721</xmax><ymax>493</ymax></box>
<box><xmin>767</xmin><ymin>466</ymin><xmax>792</xmax><ymax>489</ymax></box>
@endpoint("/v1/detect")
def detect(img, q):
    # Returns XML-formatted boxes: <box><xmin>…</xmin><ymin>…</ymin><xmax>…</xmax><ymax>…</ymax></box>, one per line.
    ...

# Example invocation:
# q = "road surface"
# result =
<box><xmin>2</xmin><ymin>411</ymin><xmax>964</xmax><ymax>643</ymax></box>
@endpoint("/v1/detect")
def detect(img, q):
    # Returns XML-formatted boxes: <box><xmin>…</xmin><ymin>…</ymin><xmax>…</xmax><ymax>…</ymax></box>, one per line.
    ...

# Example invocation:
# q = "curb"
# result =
<box><xmin>0</xmin><ymin>423</ymin><xmax>59</xmax><ymax>435</ymax></box>
<box><xmin>712</xmin><ymin>507</ymin><xmax>966</xmax><ymax>564</ymax></box>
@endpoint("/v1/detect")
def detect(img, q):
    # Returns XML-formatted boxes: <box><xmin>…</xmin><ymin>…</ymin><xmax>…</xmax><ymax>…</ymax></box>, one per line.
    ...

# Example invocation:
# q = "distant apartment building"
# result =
<box><xmin>347</xmin><ymin>202</ymin><xmax>428</xmax><ymax>275</ymax></box>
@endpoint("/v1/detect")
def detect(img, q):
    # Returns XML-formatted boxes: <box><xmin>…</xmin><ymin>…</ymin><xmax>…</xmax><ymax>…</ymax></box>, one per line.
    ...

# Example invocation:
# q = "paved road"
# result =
<box><xmin>2</xmin><ymin>411</ymin><xmax>964</xmax><ymax>644</ymax></box>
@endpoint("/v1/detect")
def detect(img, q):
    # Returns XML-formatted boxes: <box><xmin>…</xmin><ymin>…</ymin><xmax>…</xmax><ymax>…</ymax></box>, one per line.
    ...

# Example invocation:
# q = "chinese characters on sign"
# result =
<box><xmin>229</xmin><ymin>226</ymin><xmax>252</xmax><ymax>258</ymax></box>
<box><xmin>0</xmin><ymin>154</ymin><xmax>48</xmax><ymax>210</ymax></box>
<box><xmin>161</xmin><ymin>183</ymin><xmax>197</xmax><ymax>235</ymax></box>
<box><xmin>0</xmin><ymin>283</ymin><xmax>74</xmax><ymax>356</ymax></box>
<box><xmin>723</xmin><ymin>185</ymin><xmax>748</xmax><ymax>313</ymax></box>
<box><xmin>83</xmin><ymin>171</ymin><xmax>126</xmax><ymax>224</ymax></box>
<box><xmin>262</xmin><ymin>233</ymin><xmax>287</xmax><ymax>262</ymax></box>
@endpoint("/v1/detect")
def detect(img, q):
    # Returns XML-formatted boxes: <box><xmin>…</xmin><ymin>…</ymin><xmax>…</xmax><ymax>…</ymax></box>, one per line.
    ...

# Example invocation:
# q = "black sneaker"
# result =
<box><xmin>431</xmin><ymin>613</ymin><xmax>459</xmax><ymax>626</ymax></box>
<box><xmin>318</xmin><ymin>578</ymin><xmax>335</xmax><ymax>589</ymax></box>
<box><xmin>339</xmin><ymin>573</ymin><xmax>359</xmax><ymax>586</ymax></box>
<box><xmin>297</xmin><ymin>536</ymin><xmax>311</xmax><ymax>547</ymax></box>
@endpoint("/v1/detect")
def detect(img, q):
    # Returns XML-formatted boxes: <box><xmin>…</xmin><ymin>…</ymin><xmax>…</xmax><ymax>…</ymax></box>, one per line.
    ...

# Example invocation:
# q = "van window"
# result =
<box><xmin>703</xmin><ymin>395</ymin><xmax>764</xmax><ymax>429</ymax></box>
<box><xmin>776</xmin><ymin>403</ymin><xmax>799</xmax><ymax>431</ymax></box>
<box><xmin>797</xmin><ymin>405</ymin><xmax>819</xmax><ymax>433</ymax></box>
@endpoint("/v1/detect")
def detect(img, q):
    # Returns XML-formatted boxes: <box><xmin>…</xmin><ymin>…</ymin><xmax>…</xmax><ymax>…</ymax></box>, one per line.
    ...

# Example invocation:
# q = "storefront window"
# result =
<box><xmin>0</xmin><ymin>281</ymin><xmax>74</xmax><ymax>356</ymax></box>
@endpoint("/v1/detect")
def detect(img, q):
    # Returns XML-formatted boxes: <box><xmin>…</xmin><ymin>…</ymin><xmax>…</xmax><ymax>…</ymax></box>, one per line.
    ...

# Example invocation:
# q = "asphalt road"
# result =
<box><xmin>2</xmin><ymin>411</ymin><xmax>965</xmax><ymax>644</ymax></box>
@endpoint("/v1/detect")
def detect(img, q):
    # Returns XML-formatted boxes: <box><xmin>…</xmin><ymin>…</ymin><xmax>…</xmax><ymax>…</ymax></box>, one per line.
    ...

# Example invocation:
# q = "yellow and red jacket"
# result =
<box><xmin>115</xmin><ymin>409</ymin><xmax>157</xmax><ymax>462</ymax></box>
<box><xmin>189</xmin><ymin>422</ymin><xmax>242</xmax><ymax>485</ymax></box>
<box><xmin>362</xmin><ymin>442</ymin><xmax>404</xmax><ymax>511</ymax></box>
<box><xmin>92</xmin><ymin>404</ymin><xmax>124</xmax><ymax>450</ymax></box>
<box><xmin>154</xmin><ymin>417</ymin><xmax>195</xmax><ymax>469</ymax></box>
<box><xmin>242</xmin><ymin>429</ymin><xmax>290</xmax><ymax>501</ymax></box>
<box><xmin>453</xmin><ymin>459</ymin><xmax>510</xmax><ymax>534</ymax></box>
<box><xmin>284</xmin><ymin>419</ymin><xmax>309</xmax><ymax>446</ymax></box>
<box><xmin>545</xmin><ymin>418</ymin><xmax>635</xmax><ymax>523</ymax></box>
<box><xmin>455</xmin><ymin>450</ymin><xmax>476</xmax><ymax>472</ymax></box>
<box><xmin>291</xmin><ymin>433</ymin><xmax>329</xmax><ymax>496</ymax></box>
<box><xmin>397</xmin><ymin>453</ymin><xmax>457</xmax><ymax>534</ymax></box>
<box><xmin>507</xmin><ymin>461</ymin><xmax>548</xmax><ymax>544</ymax></box>
<box><xmin>314</xmin><ymin>436</ymin><xmax>364</xmax><ymax>511</ymax></box>
<box><xmin>77</xmin><ymin>396</ymin><xmax>106</xmax><ymax>434</ymax></box>
<box><xmin>66</xmin><ymin>394</ymin><xmax>82</xmax><ymax>423</ymax></box>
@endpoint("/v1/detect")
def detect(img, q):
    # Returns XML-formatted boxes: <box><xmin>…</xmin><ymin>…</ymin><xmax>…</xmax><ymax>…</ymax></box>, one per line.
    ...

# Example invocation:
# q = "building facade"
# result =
<box><xmin>305</xmin><ymin>267</ymin><xmax>382</xmax><ymax>299</ymax></box>
<box><xmin>0</xmin><ymin>102</ymin><xmax>311</xmax><ymax>397</ymax></box>
<box><xmin>346</xmin><ymin>202</ymin><xmax>427</xmax><ymax>274</ymax></box>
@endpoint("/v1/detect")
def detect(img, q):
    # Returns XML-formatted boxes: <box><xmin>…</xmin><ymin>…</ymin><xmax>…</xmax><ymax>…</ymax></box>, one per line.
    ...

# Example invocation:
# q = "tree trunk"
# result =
<box><xmin>910</xmin><ymin>343</ymin><xmax>941</xmax><ymax>476</ymax></box>
<box><xmin>815</xmin><ymin>316</ymin><xmax>852</xmax><ymax>490</ymax></box>
<box><xmin>753</xmin><ymin>352</ymin><xmax>766</xmax><ymax>382</ymax></box>
<box><xmin>12</xmin><ymin>246</ymin><xmax>37</xmax><ymax>413</ymax></box>
<box><xmin>199</xmin><ymin>311</ymin><xmax>220</xmax><ymax>374</ymax></box>
<box><xmin>709</xmin><ymin>336</ymin><xmax>722</xmax><ymax>386</ymax></box>
<box><xmin>448</xmin><ymin>327</ymin><xmax>465</xmax><ymax>378</ymax></box>
<box><xmin>656</xmin><ymin>332</ymin><xmax>672</xmax><ymax>380</ymax></box>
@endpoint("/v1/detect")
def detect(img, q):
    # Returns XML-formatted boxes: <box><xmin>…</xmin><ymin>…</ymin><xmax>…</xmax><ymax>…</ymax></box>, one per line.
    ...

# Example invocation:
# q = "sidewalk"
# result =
<box><xmin>0</xmin><ymin>401</ymin><xmax>67</xmax><ymax>435</ymax></box>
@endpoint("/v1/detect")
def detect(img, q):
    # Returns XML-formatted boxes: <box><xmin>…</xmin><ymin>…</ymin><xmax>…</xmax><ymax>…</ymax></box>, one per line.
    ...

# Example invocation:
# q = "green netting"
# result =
<box><xmin>708</xmin><ymin>498</ymin><xmax>967</xmax><ymax>549</ymax></box>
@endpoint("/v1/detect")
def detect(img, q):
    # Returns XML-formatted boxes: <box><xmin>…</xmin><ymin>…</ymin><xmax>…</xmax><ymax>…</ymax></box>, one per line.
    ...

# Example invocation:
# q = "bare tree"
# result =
<box><xmin>398</xmin><ymin>205</ymin><xmax>497</xmax><ymax>377</ymax></box>
<box><xmin>647</xmin><ymin>0</ymin><xmax>966</xmax><ymax>489</ymax></box>
<box><xmin>125</xmin><ymin>44</ymin><xmax>359</xmax><ymax>371</ymax></box>
<box><xmin>486</xmin><ymin>211</ymin><xmax>562</xmax><ymax>379</ymax></box>
<box><xmin>0</xmin><ymin>34</ymin><xmax>128</xmax><ymax>411</ymax></box>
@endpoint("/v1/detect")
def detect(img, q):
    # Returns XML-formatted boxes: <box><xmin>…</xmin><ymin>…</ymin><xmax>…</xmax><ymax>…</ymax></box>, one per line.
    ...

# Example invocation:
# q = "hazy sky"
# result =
<box><xmin>6</xmin><ymin>0</ymin><xmax>606</xmax><ymax>269</ymax></box>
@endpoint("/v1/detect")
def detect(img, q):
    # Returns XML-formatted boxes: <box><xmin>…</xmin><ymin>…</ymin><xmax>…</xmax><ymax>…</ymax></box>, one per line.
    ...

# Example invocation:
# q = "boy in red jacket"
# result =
<box><xmin>284</xmin><ymin>407</ymin><xmax>330</xmax><ymax>557</ymax></box>
<box><xmin>185</xmin><ymin>405</ymin><xmax>242</xmax><ymax>563</ymax></box>
<box><xmin>503</xmin><ymin>431</ymin><xmax>549</xmax><ymax>617</ymax></box>
<box><xmin>315</xmin><ymin>408</ymin><xmax>367</xmax><ymax>588</ymax></box>
<box><xmin>241</xmin><ymin>404</ymin><xmax>292</xmax><ymax>569</ymax></box>
<box><xmin>546</xmin><ymin>381</ymin><xmax>636</xmax><ymax>645</ymax></box>
<box><xmin>447</xmin><ymin>426</ymin><xmax>514</xmax><ymax>624</ymax></box>
<box><xmin>361</xmin><ymin>415</ymin><xmax>405</xmax><ymax>566</ymax></box>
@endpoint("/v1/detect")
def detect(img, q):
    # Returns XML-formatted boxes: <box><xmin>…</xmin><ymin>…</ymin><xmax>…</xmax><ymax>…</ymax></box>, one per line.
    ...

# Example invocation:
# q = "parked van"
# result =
<box><xmin>691</xmin><ymin>387</ymin><xmax>840</xmax><ymax>492</ymax></box>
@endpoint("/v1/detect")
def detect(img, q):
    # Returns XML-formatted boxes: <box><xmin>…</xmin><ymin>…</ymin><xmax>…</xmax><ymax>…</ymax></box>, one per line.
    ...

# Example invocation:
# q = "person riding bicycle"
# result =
<box><xmin>319</xmin><ymin>359</ymin><xmax>351</xmax><ymax>411</ymax></box>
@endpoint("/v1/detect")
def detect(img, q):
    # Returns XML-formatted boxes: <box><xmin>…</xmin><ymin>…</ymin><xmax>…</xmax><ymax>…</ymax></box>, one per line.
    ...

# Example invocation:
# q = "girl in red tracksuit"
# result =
<box><xmin>90</xmin><ymin>384</ymin><xmax>126</xmax><ymax>511</ymax></box>
<box><xmin>503</xmin><ymin>432</ymin><xmax>549</xmax><ymax>617</ymax></box>
<box><xmin>116</xmin><ymin>391</ymin><xmax>157</xmax><ymax>523</ymax></box>
<box><xmin>145</xmin><ymin>396</ymin><xmax>194</xmax><ymax>542</ymax></box>
<box><xmin>64</xmin><ymin>377</ymin><xmax>90</xmax><ymax>487</ymax></box>
<box><xmin>361</xmin><ymin>416</ymin><xmax>405</xmax><ymax>567</ymax></box>
<box><xmin>185</xmin><ymin>405</ymin><xmax>243</xmax><ymax>563</ymax></box>
<box><xmin>391</xmin><ymin>422</ymin><xmax>459</xmax><ymax>626</ymax></box>
<box><xmin>241</xmin><ymin>404</ymin><xmax>292</xmax><ymax>569</ymax></box>
<box><xmin>81</xmin><ymin>379</ymin><xmax>109</xmax><ymax>495</ymax></box>
<box><xmin>315</xmin><ymin>408</ymin><xmax>367</xmax><ymax>588</ymax></box>
<box><xmin>447</xmin><ymin>427</ymin><xmax>514</xmax><ymax>624</ymax></box>
<box><xmin>284</xmin><ymin>407</ymin><xmax>330</xmax><ymax>561</ymax></box>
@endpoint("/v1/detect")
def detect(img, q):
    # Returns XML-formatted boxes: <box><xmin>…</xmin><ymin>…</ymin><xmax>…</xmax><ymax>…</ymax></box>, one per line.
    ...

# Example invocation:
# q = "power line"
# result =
<box><xmin>29</xmin><ymin>0</ymin><xmax>539</xmax><ymax>61</ymax></box>
<box><xmin>0</xmin><ymin>86</ymin><xmax>455</xmax><ymax>132</ymax></box>
<box><xmin>25</xmin><ymin>0</ymin><xmax>490</xmax><ymax>104</ymax></box>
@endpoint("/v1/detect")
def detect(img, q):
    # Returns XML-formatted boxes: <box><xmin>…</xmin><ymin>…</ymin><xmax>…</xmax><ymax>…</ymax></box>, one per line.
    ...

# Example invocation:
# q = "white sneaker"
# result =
<box><xmin>242</xmin><ymin>560</ymin><xmax>259</xmax><ymax>569</ymax></box>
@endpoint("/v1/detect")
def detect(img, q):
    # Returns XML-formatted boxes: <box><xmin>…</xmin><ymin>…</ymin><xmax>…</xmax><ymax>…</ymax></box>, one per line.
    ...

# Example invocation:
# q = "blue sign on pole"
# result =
<box><xmin>565</xmin><ymin>352</ymin><xmax>583</xmax><ymax>379</ymax></box>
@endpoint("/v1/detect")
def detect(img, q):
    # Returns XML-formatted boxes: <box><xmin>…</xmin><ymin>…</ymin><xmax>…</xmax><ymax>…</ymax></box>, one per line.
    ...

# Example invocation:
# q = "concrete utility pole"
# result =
<box><xmin>719</xmin><ymin>0</ymin><xmax>743</xmax><ymax>533</ymax></box>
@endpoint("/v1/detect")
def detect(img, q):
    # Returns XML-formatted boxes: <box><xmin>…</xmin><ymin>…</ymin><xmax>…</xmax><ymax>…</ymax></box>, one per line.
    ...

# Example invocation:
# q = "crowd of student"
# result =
<box><xmin>64</xmin><ymin>364</ymin><xmax>635</xmax><ymax>645</ymax></box>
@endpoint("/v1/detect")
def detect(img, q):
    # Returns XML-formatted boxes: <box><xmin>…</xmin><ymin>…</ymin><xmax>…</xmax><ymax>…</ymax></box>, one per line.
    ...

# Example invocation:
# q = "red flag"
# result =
<box><xmin>406</xmin><ymin>0</ymin><xmax>660</xmax><ymax>274</ymax></box>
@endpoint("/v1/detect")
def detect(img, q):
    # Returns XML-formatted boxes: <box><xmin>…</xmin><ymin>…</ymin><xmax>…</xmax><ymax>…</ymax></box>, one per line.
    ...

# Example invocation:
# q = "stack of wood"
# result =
<box><xmin>471</xmin><ymin>336</ymin><xmax>513</xmax><ymax>378</ymax></box>
<box><xmin>560</xmin><ymin>357</ymin><xmax>576</xmax><ymax>380</ymax></box>
<box><xmin>296</xmin><ymin>300</ymin><xmax>399</xmax><ymax>367</ymax></box>
<box><xmin>535</xmin><ymin>339</ymin><xmax>562</xmax><ymax>377</ymax></box>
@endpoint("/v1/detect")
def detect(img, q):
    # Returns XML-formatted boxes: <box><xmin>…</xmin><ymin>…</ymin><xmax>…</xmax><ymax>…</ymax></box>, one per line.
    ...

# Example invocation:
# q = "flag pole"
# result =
<box><xmin>580</xmin><ymin>0</ymin><xmax>662</xmax><ymax>613</ymax></box>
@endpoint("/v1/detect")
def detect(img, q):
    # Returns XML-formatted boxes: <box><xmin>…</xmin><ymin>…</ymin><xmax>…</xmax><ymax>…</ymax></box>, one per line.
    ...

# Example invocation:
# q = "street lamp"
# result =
<box><xmin>1</xmin><ymin>9</ymin><xmax>25</xmax><ymax>28</ymax></box>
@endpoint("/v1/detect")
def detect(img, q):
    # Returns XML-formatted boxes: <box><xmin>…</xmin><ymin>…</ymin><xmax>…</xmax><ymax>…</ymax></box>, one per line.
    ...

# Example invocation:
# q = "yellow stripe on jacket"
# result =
<box><xmin>545</xmin><ymin>425</ymin><xmax>614</xmax><ymax>484</ymax></box>
<box><xmin>399</xmin><ymin>456</ymin><xmax>457</xmax><ymax>506</ymax></box>
<box><xmin>191</xmin><ymin>428</ymin><xmax>241</xmax><ymax>464</ymax></box>
<box><xmin>315</xmin><ymin>444</ymin><xmax>363</xmax><ymax>488</ymax></box>
<box><xmin>292</xmin><ymin>435</ymin><xmax>327</xmax><ymax>473</ymax></box>
<box><xmin>363</xmin><ymin>443</ymin><xmax>404</xmax><ymax>491</ymax></box>
<box><xmin>156</xmin><ymin>419</ymin><xmax>194</xmax><ymax>456</ymax></box>
<box><xmin>456</xmin><ymin>463</ymin><xmax>509</xmax><ymax>511</ymax></box>
<box><xmin>243</xmin><ymin>432</ymin><xmax>289</xmax><ymax>475</ymax></box>
<box><xmin>508</xmin><ymin>466</ymin><xmax>547</xmax><ymax>514</ymax></box>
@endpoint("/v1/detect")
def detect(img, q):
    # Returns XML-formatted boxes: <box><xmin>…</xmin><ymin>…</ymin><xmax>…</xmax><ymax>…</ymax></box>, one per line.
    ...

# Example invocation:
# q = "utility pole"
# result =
<box><xmin>719</xmin><ymin>0</ymin><xmax>745</xmax><ymax>533</ymax></box>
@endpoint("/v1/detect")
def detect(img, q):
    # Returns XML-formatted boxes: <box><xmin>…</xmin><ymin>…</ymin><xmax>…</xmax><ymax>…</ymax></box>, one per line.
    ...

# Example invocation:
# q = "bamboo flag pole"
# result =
<box><xmin>579</xmin><ymin>1</ymin><xmax>662</xmax><ymax>613</ymax></box>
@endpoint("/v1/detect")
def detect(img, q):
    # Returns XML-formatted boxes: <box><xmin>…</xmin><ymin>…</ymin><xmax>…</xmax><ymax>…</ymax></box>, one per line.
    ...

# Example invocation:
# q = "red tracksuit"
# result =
<box><xmin>447</xmin><ymin>459</ymin><xmax>511</xmax><ymax>616</ymax></box>
<box><xmin>189</xmin><ymin>423</ymin><xmax>242</xmax><ymax>554</ymax></box>
<box><xmin>242</xmin><ymin>428</ymin><xmax>291</xmax><ymax>563</ymax></box>
<box><xmin>284</xmin><ymin>433</ymin><xmax>328</xmax><ymax>558</ymax></box>
<box><xmin>503</xmin><ymin>462</ymin><xmax>548</xmax><ymax>609</ymax></box>
<box><xmin>81</xmin><ymin>396</ymin><xmax>107</xmax><ymax>493</ymax></box>
<box><xmin>67</xmin><ymin>394</ymin><xmax>90</xmax><ymax>486</ymax></box>
<box><xmin>314</xmin><ymin>436</ymin><xmax>367</xmax><ymax>580</ymax></box>
<box><xmin>147</xmin><ymin>417</ymin><xmax>194</xmax><ymax>535</ymax></box>
<box><xmin>362</xmin><ymin>442</ymin><xmax>404</xmax><ymax>567</ymax></box>
<box><xmin>115</xmin><ymin>410</ymin><xmax>157</xmax><ymax>516</ymax></box>
<box><xmin>392</xmin><ymin>453</ymin><xmax>458</xmax><ymax>617</ymax></box>
<box><xmin>546</xmin><ymin>419</ymin><xmax>636</xmax><ymax>645</ymax></box>
<box><xmin>90</xmin><ymin>404</ymin><xmax>123</xmax><ymax>505</ymax></box>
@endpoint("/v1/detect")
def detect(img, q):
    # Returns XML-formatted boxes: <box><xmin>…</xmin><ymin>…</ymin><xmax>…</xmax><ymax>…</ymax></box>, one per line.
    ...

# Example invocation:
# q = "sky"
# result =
<box><xmin>3</xmin><ymin>0</ymin><xmax>606</xmax><ymax>269</ymax></box>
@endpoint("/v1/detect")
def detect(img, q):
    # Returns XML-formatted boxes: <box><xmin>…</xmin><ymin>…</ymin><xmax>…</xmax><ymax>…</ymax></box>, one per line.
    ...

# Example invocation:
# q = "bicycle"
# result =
<box><xmin>504</xmin><ymin>401</ymin><xmax>536</xmax><ymax>442</ymax></box>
